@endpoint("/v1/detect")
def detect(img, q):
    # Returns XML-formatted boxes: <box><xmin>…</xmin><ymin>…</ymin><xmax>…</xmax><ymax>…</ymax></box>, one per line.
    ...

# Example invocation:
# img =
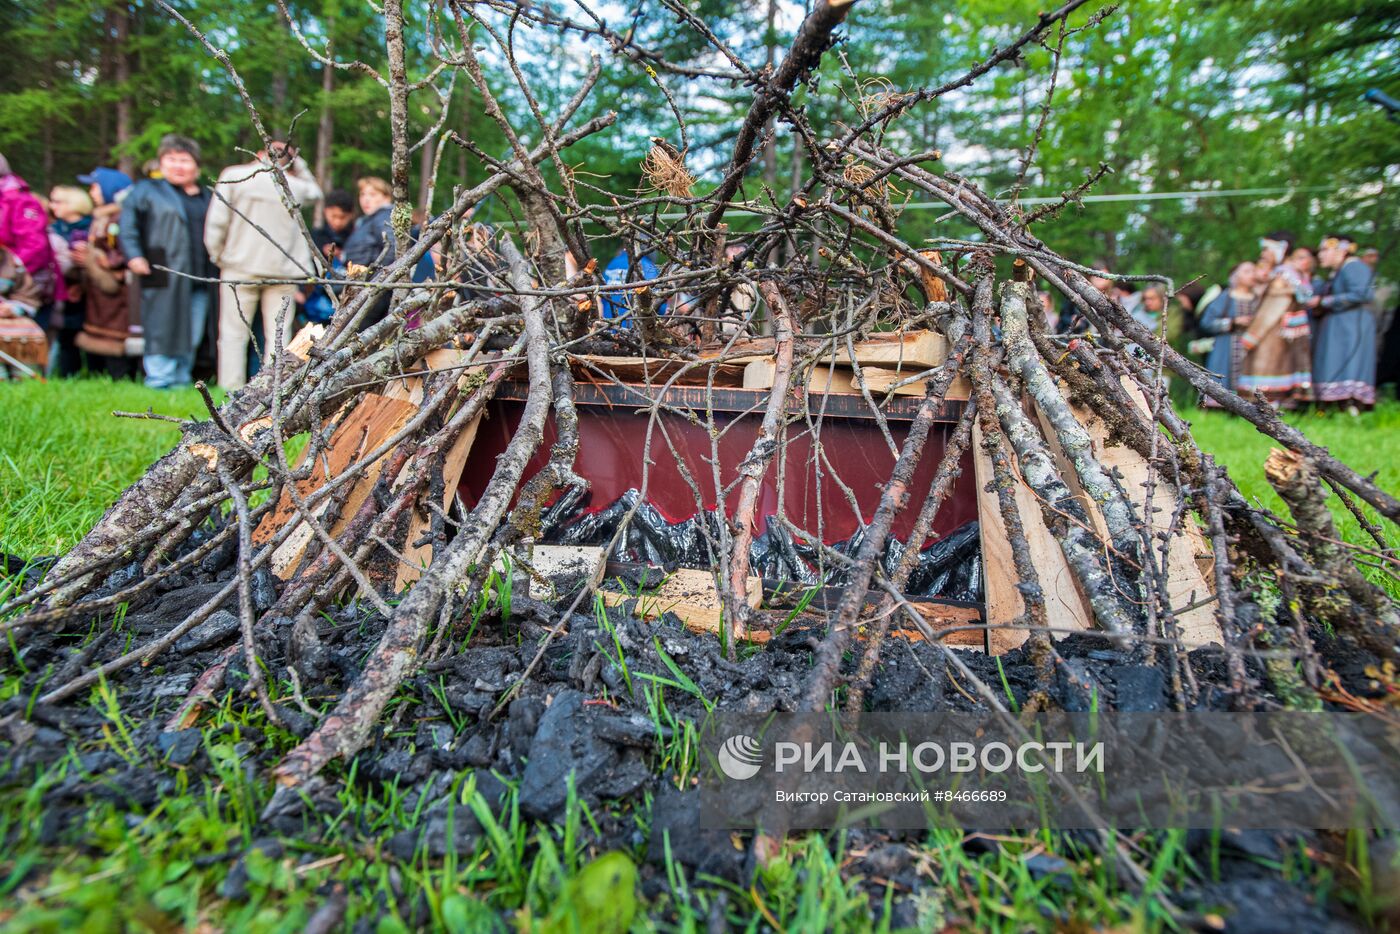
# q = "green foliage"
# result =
<box><xmin>3</xmin><ymin>0</ymin><xmax>1392</xmax><ymax>282</ymax></box>
<box><xmin>0</xmin><ymin>377</ymin><xmax>209</xmax><ymax>557</ymax></box>
<box><xmin>532</xmin><ymin>851</ymin><xmax>637</xmax><ymax>934</ymax></box>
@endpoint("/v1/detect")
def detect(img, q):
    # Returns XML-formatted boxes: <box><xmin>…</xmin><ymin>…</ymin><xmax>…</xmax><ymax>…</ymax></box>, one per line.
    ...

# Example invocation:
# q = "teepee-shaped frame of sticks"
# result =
<box><xmin>5</xmin><ymin>0</ymin><xmax>1397</xmax><ymax>811</ymax></box>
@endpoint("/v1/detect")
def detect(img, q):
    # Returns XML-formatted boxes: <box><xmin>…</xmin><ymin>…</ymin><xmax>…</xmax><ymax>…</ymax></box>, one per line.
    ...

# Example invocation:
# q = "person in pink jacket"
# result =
<box><xmin>0</xmin><ymin>153</ymin><xmax>57</xmax><ymax>323</ymax></box>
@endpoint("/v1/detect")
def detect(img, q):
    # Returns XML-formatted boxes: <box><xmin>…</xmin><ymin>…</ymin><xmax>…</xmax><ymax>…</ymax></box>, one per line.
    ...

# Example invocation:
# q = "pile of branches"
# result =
<box><xmin>4</xmin><ymin>0</ymin><xmax>1398</xmax><ymax>820</ymax></box>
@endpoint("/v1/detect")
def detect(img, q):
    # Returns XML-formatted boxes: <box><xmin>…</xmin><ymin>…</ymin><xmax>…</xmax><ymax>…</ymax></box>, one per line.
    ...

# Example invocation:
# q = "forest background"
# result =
<box><xmin>2</xmin><ymin>0</ymin><xmax>1395</xmax><ymax>283</ymax></box>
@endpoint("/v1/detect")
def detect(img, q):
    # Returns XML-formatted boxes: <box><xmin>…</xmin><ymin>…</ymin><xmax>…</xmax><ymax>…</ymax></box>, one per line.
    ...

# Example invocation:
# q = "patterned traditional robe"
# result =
<box><xmin>1238</xmin><ymin>271</ymin><xmax>1311</xmax><ymax>405</ymax></box>
<box><xmin>1312</xmin><ymin>257</ymin><xmax>1377</xmax><ymax>405</ymax></box>
<box><xmin>1197</xmin><ymin>290</ymin><xmax>1255</xmax><ymax>406</ymax></box>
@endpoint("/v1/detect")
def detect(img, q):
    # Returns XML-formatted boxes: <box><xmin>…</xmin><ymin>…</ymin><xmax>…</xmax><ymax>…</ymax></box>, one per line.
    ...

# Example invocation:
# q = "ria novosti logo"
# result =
<box><xmin>717</xmin><ymin>734</ymin><xmax>763</xmax><ymax>780</ymax></box>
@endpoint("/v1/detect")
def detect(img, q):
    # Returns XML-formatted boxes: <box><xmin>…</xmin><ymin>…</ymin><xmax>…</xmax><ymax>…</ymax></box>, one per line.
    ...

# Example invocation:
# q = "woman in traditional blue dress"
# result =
<box><xmin>1197</xmin><ymin>261</ymin><xmax>1259</xmax><ymax>406</ymax></box>
<box><xmin>1310</xmin><ymin>236</ymin><xmax>1377</xmax><ymax>413</ymax></box>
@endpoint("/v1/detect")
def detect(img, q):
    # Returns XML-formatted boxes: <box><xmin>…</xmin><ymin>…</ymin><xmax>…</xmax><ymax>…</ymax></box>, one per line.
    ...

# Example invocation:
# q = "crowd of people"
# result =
<box><xmin>0</xmin><ymin>135</ymin><xmax>430</xmax><ymax>389</ymax></box>
<box><xmin>0</xmin><ymin>141</ymin><xmax>1392</xmax><ymax>415</ymax></box>
<box><xmin>1051</xmin><ymin>231</ymin><xmax>1387</xmax><ymax>416</ymax></box>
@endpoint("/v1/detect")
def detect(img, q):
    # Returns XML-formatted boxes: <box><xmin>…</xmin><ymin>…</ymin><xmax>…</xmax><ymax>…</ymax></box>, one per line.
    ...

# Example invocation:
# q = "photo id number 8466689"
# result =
<box><xmin>933</xmin><ymin>790</ymin><xmax>1008</xmax><ymax>802</ymax></box>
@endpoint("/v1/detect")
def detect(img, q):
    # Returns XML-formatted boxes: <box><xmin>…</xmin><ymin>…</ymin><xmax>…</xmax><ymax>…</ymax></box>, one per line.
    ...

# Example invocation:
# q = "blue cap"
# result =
<box><xmin>77</xmin><ymin>167</ymin><xmax>133</xmax><ymax>206</ymax></box>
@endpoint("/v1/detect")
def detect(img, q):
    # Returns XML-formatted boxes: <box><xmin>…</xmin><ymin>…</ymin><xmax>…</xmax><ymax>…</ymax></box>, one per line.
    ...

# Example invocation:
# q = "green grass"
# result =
<box><xmin>1187</xmin><ymin>402</ymin><xmax>1400</xmax><ymax>595</ymax></box>
<box><xmin>3</xmin><ymin>378</ymin><xmax>1395</xmax><ymax>563</ymax></box>
<box><xmin>0</xmin><ymin>378</ymin><xmax>1396</xmax><ymax>930</ymax></box>
<box><xmin>0</xmin><ymin>378</ymin><xmax>215</xmax><ymax>559</ymax></box>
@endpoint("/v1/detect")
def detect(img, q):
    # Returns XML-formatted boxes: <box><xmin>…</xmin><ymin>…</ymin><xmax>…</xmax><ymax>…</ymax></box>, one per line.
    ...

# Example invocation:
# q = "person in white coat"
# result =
<box><xmin>204</xmin><ymin>142</ymin><xmax>322</xmax><ymax>390</ymax></box>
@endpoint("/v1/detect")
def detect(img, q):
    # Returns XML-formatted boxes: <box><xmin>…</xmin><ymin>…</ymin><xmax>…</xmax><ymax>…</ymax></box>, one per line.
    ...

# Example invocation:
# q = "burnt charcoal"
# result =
<box><xmin>592</xmin><ymin>747</ymin><xmax>651</xmax><ymax>800</ymax></box>
<box><xmin>869</xmin><ymin>643</ymin><xmax>946</xmax><ymax>712</ymax></box>
<box><xmin>1184</xmin><ymin>829</ymin><xmax>1297</xmax><ymax>864</ymax></box>
<box><xmin>251</xmin><ymin>567</ymin><xmax>278</xmax><ymax>611</ymax></box>
<box><xmin>31</xmin><ymin>725</ymin><xmax>65</xmax><ymax>748</ymax></box>
<box><xmin>0</xmin><ymin>713</ymin><xmax>36</xmax><ymax>747</ymax></box>
<box><xmin>853</xmin><ymin>843</ymin><xmax>914</xmax><ymax>879</ymax></box>
<box><xmin>199</xmin><ymin>534</ymin><xmax>237</xmax><ymax>575</ymax></box>
<box><xmin>125</xmin><ymin>581</ymin><xmax>235</xmax><ymax>635</ymax></box>
<box><xmin>544</xmin><ymin>488</ymin><xmax>982</xmax><ymax>600</ymax></box>
<box><xmin>149</xmin><ymin>673</ymin><xmax>196</xmax><ymax>699</ymax></box>
<box><xmin>458</xmin><ymin>731</ymin><xmax>494</xmax><ymax>768</ymax></box>
<box><xmin>100</xmin><ymin>560</ymin><xmax>142</xmax><ymax>593</ymax></box>
<box><xmin>0</xmin><ymin>553</ymin><xmax>55</xmax><ymax>589</ymax></box>
<box><xmin>387</xmin><ymin>796</ymin><xmax>483</xmax><ymax>860</ymax></box>
<box><xmin>174</xmin><ymin>609</ymin><xmax>240</xmax><ymax>653</ymax></box>
<box><xmin>1185</xmin><ymin>878</ymin><xmax>1360</xmax><ymax>934</ymax></box>
<box><xmin>645</xmin><ymin>784</ymin><xmax>744</xmax><ymax>882</ymax></box>
<box><xmin>518</xmin><ymin>689</ymin><xmax>646</xmax><ymax>817</ymax></box>
<box><xmin>272</xmin><ymin>705</ymin><xmax>317</xmax><ymax>739</ymax></box>
<box><xmin>75</xmin><ymin>749</ymin><xmax>123</xmax><ymax>775</ymax></box>
<box><xmin>735</xmin><ymin>690</ymin><xmax>777</xmax><ymax>714</ymax></box>
<box><xmin>1055</xmin><ymin>658</ymin><xmax>1101</xmax><ymax>712</ymax></box>
<box><xmin>506</xmin><ymin>697</ymin><xmax>544</xmax><ymax>757</ymax></box>
<box><xmin>594</xmin><ymin>711</ymin><xmax>670</xmax><ymax>748</ymax></box>
<box><xmin>1022</xmin><ymin>853</ymin><xmax>1072</xmax><ymax>886</ymax></box>
<box><xmin>887</xmin><ymin>897</ymin><xmax>924</xmax><ymax>931</ymax></box>
<box><xmin>361</xmin><ymin>749</ymin><xmax>431</xmax><ymax>786</ymax></box>
<box><xmin>435</xmin><ymin>645</ymin><xmax>519</xmax><ymax>689</ymax></box>
<box><xmin>599</xmin><ymin>659</ymin><xmax>628</xmax><ymax>694</ymax></box>
<box><xmin>416</xmin><ymin>721</ymin><xmax>454</xmax><ymax>751</ymax></box>
<box><xmin>285</xmin><ymin>615</ymin><xmax>329</xmax><ymax>680</ymax></box>
<box><xmin>1108</xmin><ymin>665</ymin><xmax>1166</xmax><ymax>712</ymax></box>
<box><xmin>157</xmin><ymin>728</ymin><xmax>202</xmax><ymax>765</ymax></box>
<box><xmin>221</xmin><ymin>838</ymin><xmax>286</xmax><ymax>900</ymax></box>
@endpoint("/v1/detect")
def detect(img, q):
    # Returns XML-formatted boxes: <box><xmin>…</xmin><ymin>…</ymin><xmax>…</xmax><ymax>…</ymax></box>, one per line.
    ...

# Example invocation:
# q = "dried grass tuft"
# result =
<box><xmin>642</xmin><ymin>142</ymin><xmax>696</xmax><ymax>199</ymax></box>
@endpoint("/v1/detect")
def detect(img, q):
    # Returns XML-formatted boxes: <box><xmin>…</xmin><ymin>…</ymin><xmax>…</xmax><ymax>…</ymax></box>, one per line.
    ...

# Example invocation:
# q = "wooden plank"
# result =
<box><xmin>255</xmin><ymin>345</ymin><xmax>447</xmax><ymax>549</ymax></box>
<box><xmin>393</xmin><ymin>410</ymin><xmax>482</xmax><ymax>592</ymax></box>
<box><xmin>971</xmin><ymin>423</ymin><xmax>1095</xmax><ymax>653</ymax></box>
<box><xmin>913</xmin><ymin>250</ymin><xmax>949</xmax><ymax>303</ymax></box>
<box><xmin>890</xmin><ymin>602</ymin><xmax>983</xmax><ymax>647</ymax></box>
<box><xmin>572</xmin><ymin>354</ymin><xmax>748</xmax><ymax>388</ymax></box>
<box><xmin>601</xmin><ymin>567</ymin><xmax>764</xmax><ymax>640</ymax></box>
<box><xmin>286</xmin><ymin>322</ymin><xmax>325</xmax><ymax>358</ymax></box>
<box><xmin>742</xmin><ymin>359</ymin><xmax>863</xmax><ymax>394</ymax></box>
<box><xmin>742</xmin><ymin>360</ymin><xmax>970</xmax><ymax>402</ymax></box>
<box><xmin>494</xmin><ymin>378</ymin><xmax>967</xmax><ymax>424</ymax></box>
<box><xmin>1055</xmin><ymin>387</ymin><xmax>1222</xmax><ymax>648</ymax></box>
<box><xmin>253</xmin><ymin>348</ymin><xmax>485</xmax><ymax>584</ymax></box>
<box><xmin>705</xmin><ymin>329</ymin><xmax>948</xmax><ymax>370</ymax></box>
<box><xmin>861</xmin><ymin>366</ymin><xmax>972</xmax><ymax>402</ymax></box>
<box><xmin>257</xmin><ymin>393</ymin><xmax>418</xmax><ymax>578</ymax></box>
<box><xmin>835</xmin><ymin>330</ymin><xmax>947</xmax><ymax>371</ymax></box>
<box><xmin>388</xmin><ymin>349</ymin><xmax>487</xmax><ymax>591</ymax></box>
<box><xmin>1115</xmin><ymin>379</ymin><xmax>1216</xmax><ymax>585</ymax></box>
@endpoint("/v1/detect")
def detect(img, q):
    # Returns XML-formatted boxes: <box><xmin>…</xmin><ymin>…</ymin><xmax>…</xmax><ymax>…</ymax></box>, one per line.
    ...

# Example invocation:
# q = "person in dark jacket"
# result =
<box><xmin>302</xmin><ymin>188</ymin><xmax>356</xmax><ymax>325</ymax></box>
<box><xmin>1056</xmin><ymin>267</ymin><xmax>1113</xmax><ymax>333</ymax></box>
<box><xmin>340</xmin><ymin>176</ymin><xmax>433</xmax><ymax>327</ymax></box>
<box><xmin>118</xmin><ymin>134</ymin><xmax>216</xmax><ymax>388</ymax></box>
<box><xmin>313</xmin><ymin>188</ymin><xmax>356</xmax><ymax>259</ymax></box>
<box><xmin>342</xmin><ymin>176</ymin><xmax>394</xmax><ymax>268</ymax></box>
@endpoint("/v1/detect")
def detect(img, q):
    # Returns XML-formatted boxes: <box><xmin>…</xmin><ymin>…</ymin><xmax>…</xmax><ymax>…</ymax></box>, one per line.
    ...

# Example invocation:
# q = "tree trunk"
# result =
<box><xmin>761</xmin><ymin>0</ymin><xmax>779</xmax><ymax>192</ymax></box>
<box><xmin>417</xmin><ymin>119</ymin><xmax>436</xmax><ymax>214</ymax></box>
<box><xmin>111</xmin><ymin>1</ymin><xmax>134</xmax><ymax>176</ymax></box>
<box><xmin>313</xmin><ymin>6</ymin><xmax>335</xmax><ymax>226</ymax></box>
<box><xmin>384</xmin><ymin>0</ymin><xmax>412</xmax><ymax>253</ymax></box>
